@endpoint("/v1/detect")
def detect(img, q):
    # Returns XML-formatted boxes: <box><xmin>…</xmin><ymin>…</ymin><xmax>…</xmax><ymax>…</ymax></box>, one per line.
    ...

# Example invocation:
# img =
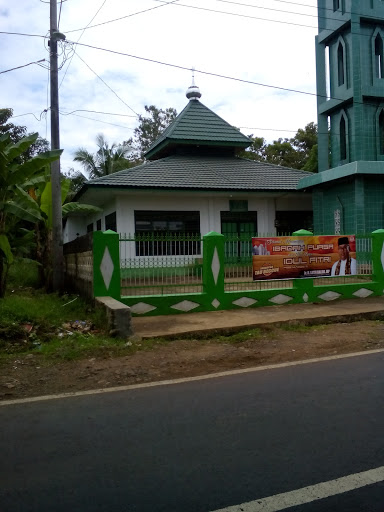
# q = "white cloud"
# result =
<box><xmin>0</xmin><ymin>0</ymin><xmax>318</xmax><ymax>172</ymax></box>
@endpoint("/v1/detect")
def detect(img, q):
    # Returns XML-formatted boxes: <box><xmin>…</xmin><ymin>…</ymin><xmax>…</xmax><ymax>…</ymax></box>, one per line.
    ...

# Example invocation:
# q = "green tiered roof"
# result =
<box><xmin>84</xmin><ymin>154</ymin><xmax>311</xmax><ymax>192</ymax></box>
<box><xmin>145</xmin><ymin>98</ymin><xmax>251</xmax><ymax>160</ymax></box>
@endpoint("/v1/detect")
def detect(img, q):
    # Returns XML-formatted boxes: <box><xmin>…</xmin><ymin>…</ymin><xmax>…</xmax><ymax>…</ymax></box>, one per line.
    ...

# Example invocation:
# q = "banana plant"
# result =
<box><xmin>28</xmin><ymin>176</ymin><xmax>101</xmax><ymax>289</ymax></box>
<box><xmin>0</xmin><ymin>132</ymin><xmax>62</xmax><ymax>297</ymax></box>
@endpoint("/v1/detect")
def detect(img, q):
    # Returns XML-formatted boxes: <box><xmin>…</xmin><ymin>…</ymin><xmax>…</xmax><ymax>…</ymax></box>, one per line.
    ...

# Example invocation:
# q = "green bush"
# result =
<box><xmin>7</xmin><ymin>260</ymin><xmax>40</xmax><ymax>289</ymax></box>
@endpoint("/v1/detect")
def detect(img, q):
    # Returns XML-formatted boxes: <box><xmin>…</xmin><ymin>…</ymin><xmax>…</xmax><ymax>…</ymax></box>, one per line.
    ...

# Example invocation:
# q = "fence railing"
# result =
<box><xmin>80</xmin><ymin>229</ymin><xmax>384</xmax><ymax>316</ymax></box>
<box><xmin>117</xmin><ymin>232</ymin><xmax>375</xmax><ymax>296</ymax></box>
<box><xmin>119</xmin><ymin>233</ymin><xmax>203</xmax><ymax>296</ymax></box>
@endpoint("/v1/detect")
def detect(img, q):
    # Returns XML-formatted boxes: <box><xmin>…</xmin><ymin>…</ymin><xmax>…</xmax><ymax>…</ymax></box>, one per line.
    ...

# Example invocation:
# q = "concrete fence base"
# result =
<box><xmin>95</xmin><ymin>297</ymin><xmax>134</xmax><ymax>339</ymax></box>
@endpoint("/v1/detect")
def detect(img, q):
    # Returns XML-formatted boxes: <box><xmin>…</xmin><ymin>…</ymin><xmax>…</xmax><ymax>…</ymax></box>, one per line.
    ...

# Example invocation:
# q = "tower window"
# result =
<box><xmin>340</xmin><ymin>116</ymin><xmax>347</xmax><ymax>161</ymax></box>
<box><xmin>379</xmin><ymin>110</ymin><xmax>384</xmax><ymax>155</ymax></box>
<box><xmin>337</xmin><ymin>42</ymin><xmax>345</xmax><ymax>86</ymax></box>
<box><xmin>375</xmin><ymin>34</ymin><xmax>384</xmax><ymax>79</ymax></box>
<box><xmin>333</xmin><ymin>0</ymin><xmax>340</xmax><ymax>11</ymax></box>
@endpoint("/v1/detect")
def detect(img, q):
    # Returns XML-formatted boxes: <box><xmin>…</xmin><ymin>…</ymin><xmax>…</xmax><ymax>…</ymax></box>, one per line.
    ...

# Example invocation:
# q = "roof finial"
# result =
<box><xmin>186</xmin><ymin>66</ymin><xmax>202</xmax><ymax>100</ymax></box>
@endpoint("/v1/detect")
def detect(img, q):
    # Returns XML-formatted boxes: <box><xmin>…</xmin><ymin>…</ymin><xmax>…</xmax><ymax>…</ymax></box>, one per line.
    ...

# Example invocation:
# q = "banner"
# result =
<box><xmin>252</xmin><ymin>235</ymin><xmax>356</xmax><ymax>280</ymax></box>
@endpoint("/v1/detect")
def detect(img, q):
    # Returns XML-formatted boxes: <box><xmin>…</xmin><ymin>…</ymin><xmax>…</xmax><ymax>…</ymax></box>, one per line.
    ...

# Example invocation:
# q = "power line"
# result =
<box><xmin>60</xmin><ymin>109</ymin><xmax>137</xmax><ymax>117</ymax></box>
<box><xmin>59</xmin><ymin>0</ymin><xmax>108</xmax><ymax>89</ymax></box>
<box><xmin>70</xmin><ymin>40</ymin><xmax>384</xmax><ymax>111</ymax></box>
<box><xmin>70</xmin><ymin>40</ymin><xmax>320</xmax><ymax>99</ymax></box>
<box><xmin>59</xmin><ymin>110</ymin><xmax>135</xmax><ymax>129</ymax></box>
<box><xmin>64</xmin><ymin>0</ymin><xmax>181</xmax><ymax>34</ymax></box>
<box><xmin>12</xmin><ymin>110</ymin><xmax>48</xmax><ymax>121</ymax></box>
<box><xmin>212</xmin><ymin>0</ymin><xmax>384</xmax><ymax>21</ymax></box>
<box><xmin>74</xmin><ymin>52</ymin><xmax>140</xmax><ymax>116</ymax></box>
<box><xmin>58</xmin><ymin>0</ymin><xmax>63</xmax><ymax>29</ymax></box>
<box><xmin>213</xmin><ymin>0</ymin><xmax>318</xmax><ymax>19</ymax></box>
<box><xmin>0</xmin><ymin>58</ymin><xmax>46</xmax><ymax>74</ymax></box>
<box><xmin>0</xmin><ymin>31</ymin><xmax>46</xmax><ymax>38</ymax></box>
<box><xmin>153</xmin><ymin>0</ymin><xmax>384</xmax><ymax>31</ymax></box>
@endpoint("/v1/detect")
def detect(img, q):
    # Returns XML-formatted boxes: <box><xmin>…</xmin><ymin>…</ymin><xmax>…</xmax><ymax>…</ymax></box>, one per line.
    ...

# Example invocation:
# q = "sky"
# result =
<box><xmin>0</xmin><ymin>0</ymin><xmax>319</xmax><ymax>176</ymax></box>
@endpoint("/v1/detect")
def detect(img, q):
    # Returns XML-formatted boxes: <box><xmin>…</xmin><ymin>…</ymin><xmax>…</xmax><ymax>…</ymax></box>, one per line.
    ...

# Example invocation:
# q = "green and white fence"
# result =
<box><xmin>81</xmin><ymin>229</ymin><xmax>384</xmax><ymax>316</ymax></box>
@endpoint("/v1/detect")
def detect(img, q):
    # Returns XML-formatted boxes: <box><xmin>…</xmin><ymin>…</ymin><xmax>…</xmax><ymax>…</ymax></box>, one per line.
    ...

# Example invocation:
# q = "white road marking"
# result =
<box><xmin>210</xmin><ymin>466</ymin><xmax>384</xmax><ymax>511</ymax></box>
<box><xmin>1</xmin><ymin>348</ymin><xmax>384</xmax><ymax>406</ymax></box>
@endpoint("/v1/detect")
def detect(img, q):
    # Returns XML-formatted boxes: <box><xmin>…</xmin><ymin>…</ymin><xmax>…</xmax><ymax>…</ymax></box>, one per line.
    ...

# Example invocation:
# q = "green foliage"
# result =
<box><xmin>73</xmin><ymin>133</ymin><xmax>133</xmax><ymax>179</ymax></box>
<box><xmin>0</xmin><ymin>108</ymin><xmax>49</xmax><ymax>162</ymax></box>
<box><xmin>127</xmin><ymin>105</ymin><xmax>178</xmax><ymax>160</ymax></box>
<box><xmin>0</xmin><ymin>130</ymin><xmax>62</xmax><ymax>297</ymax></box>
<box><xmin>0</xmin><ymin>287</ymin><xmax>136</xmax><ymax>360</ymax></box>
<box><xmin>8</xmin><ymin>260</ymin><xmax>40</xmax><ymax>288</ymax></box>
<box><xmin>240</xmin><ymin>122</ymin><xmax>318</xmax><ymax>172</ymax></box>
<box><xmin>61</xmin><ymin>168</ymin><xmax>87</xmax><ymax>200</ymax></box>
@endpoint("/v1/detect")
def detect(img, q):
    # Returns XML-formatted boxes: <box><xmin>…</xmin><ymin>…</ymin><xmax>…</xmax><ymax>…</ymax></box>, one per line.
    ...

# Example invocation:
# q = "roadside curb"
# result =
<box><xmin>137</xmin><ymin>310</ymin><xmax>384</xmax><ymax>340</ymax></box>
<box><xmin>2</xmin><ymin>348</ymin><xmax>384</xmax><ymax>407</ymax></box>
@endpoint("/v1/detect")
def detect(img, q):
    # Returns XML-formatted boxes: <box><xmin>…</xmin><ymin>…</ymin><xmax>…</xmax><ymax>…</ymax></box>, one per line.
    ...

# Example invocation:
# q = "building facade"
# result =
<box><xmin>298</xmin><ymin>0</ymin><xmax>384</xmax><ymax>234</ymax></box>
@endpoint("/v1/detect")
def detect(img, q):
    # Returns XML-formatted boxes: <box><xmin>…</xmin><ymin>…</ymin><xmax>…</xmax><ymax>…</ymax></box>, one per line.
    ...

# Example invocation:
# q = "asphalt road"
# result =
<box><xmin>1</xmin><ymin>351</ymin><xmax>384</xmax><ymax>512</ymax></box>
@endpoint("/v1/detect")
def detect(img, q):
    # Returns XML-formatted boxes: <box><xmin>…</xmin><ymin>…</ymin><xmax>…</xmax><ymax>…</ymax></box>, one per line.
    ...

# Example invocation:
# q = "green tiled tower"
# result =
<box><xmin>298</xmin><ymin>0</ymin><xmax>384</xmax><ymax>234</ymax></box>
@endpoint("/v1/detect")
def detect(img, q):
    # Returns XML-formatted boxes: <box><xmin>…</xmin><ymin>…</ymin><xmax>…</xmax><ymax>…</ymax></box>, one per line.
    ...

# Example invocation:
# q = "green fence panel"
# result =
<box><xmin>93</xmin><ymin>230</ymin><xmax>121</xmax><ymax>299</ymax></box>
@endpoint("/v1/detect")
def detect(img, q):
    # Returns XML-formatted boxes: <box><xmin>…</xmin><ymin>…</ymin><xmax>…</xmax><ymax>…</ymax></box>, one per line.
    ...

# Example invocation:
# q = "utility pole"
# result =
<box><xmin>49</xmin><ymin>0</ymin><xmax>64</xmax><ymax>292</ymax></box>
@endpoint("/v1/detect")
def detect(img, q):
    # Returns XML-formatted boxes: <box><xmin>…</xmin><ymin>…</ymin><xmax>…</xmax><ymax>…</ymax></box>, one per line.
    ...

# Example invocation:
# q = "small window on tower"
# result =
<box><xmin>379</xmin><ymin>110</ymin><xmax>384</xmax><ymax>155</ymax></box>
<box><xmin>375</xmin><ymin>34</ymin><xmax>384</xmax><ymax>79</ymax></box>
<box><xmin>340</xmin><ymin>116</ymin><xmax>347</xmax><ymax>161</ymax></box>
<box><xmin>337</xmin><ymin>42</ymin><xmax>345</xmax><ymax>86</ymax></box>
<box><xmin>333</xmin><ymin>0</ymin><xmax>340</xmax><ymax>11</ymax></box>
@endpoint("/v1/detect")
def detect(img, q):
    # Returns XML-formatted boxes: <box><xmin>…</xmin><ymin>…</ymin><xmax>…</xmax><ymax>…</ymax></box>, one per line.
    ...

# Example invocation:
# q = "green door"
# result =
<box><xmin>221</xmin><ymin>213</ymin><xmax>257</xmax><ymax>262</ymax></box>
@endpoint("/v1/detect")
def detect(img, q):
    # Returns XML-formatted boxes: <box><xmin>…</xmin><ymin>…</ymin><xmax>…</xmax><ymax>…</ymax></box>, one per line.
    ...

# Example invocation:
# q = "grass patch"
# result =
<box><xmin>36</xmin><ymin>333</ymin><xmax>129</xmax><ymax>361</ymax></box>
<box><xmin>1</xmin><ymin>289</ymin><xmax>102</xmax><ymax>328</ymax></box>
<box><xmin>279</xmin><ymin>323</ymin><xmax>322</xmax><ymax>333</ymax></box>
<box><xmin>0</xmin><ymin>286</ymin><xmax>165</xmax><ymax>361</ymax></box>
<box><xmin>217</xmin><ymin>328</ymin><xmax>264</xmax><ymax>343</ymax></box>
<box><xmin>8</xmin><ymin>260</ymin><xmax>40</xmax><ymax>289</ymax></box>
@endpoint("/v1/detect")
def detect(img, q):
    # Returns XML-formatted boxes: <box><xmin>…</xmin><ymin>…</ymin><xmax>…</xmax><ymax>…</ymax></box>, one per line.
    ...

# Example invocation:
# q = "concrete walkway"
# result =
<box><xmin>132</xmin><ymin>296</ymin><xmax>384</xmax><ymax>339</ymax></box>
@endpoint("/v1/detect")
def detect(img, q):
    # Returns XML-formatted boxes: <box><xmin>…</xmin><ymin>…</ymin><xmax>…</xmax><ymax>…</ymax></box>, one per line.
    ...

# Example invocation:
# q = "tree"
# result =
<box><xmin>32</xmin><ymin>177</ymin><xmax>101</xmax><ymax>288</ymax></box>
<box><xmin>74</xmin><ymin>133</ymin><xmax>132</xmax><ymax>179</ymax></box>
<box><xmin>238</xmin><ymin>136</ymin><xmax>267</xmax><ymax>161</ymax></box>
<box><xmin>240</xmin><ymin>123</ymin><xmax>318</xmax><ymax>172</ymax></box>
<box><xmin>128</xmin><ymin>105</ymin><xmax>178</xmax><ymax>160</ymax></box>
<box><xmin>264</xmin><ymin>138</ymin><xmax>302</xmax><ymax>168</ymax></box>
<box><xmin>0</xmin><ymin>108</ymin><xmax>50</xmax><ymax>162</ymax></box>
<box><xmin>62</xmin><ymin>168</ymin><xmax>87</xmax><ymax>200</ymax></box>
<box><xmin>290</xmin><ymin>122</ymin><xmax>318</xmax><ymax>172</ymax></box>
<box><xmin>0</xmin><ymin>132</ymin><xmax>62</xmax><ymax>297</ymax></box>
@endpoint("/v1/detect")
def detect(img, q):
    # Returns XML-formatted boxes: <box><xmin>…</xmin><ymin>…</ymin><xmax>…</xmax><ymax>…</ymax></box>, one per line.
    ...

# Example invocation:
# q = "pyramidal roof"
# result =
<box><xmin>145</xmin><ymin>97</ymin><xmax>251</xmax><ymax>160</ymax></box>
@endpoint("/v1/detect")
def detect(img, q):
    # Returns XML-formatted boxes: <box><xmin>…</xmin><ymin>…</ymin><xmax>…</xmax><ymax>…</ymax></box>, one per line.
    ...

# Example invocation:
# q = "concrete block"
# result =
<box><xmin>95</xmin><ymin>297</ymin><xmax>134</xmax><ymax>338</ymax></box>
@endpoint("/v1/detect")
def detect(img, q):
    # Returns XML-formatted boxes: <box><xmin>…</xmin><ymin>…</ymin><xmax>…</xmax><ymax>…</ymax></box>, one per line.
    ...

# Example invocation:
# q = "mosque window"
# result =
<box><xmin>375</xmin><ymin>34</ymin><xmax>384</xmax><ymax>79</ymax></box>
<box><xmin>379</xmin><ymin>110</ymin><xmax>384</xmax><ymax>155</ymax></box>
<box><xmin>337</xmin><ymin>42</ymin><xmax>345</xmax><ymax>86</ymax></box>
<box><xmin>340</xmin><ymin>116</ymin><xmax>347</xmax><ymax>161</ymax></box>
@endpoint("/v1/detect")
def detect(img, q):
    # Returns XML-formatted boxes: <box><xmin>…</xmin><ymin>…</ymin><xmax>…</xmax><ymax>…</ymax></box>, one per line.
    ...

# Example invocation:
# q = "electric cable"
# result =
<box><xmin>59</xmin><ymin>0</ymin><xmax>108</xmax><ymax>89</ymax></box>
<box><xmin>74</xmin><ymin>52</ymin><xmax>140</xmax><ymax>116</ymax></box>
<box><xmin>0</xmin><ymin>59</ymin><xmax>45</xmax><ymax>74</ymax></box>
<box><xmin>58</xmin><ymin>0</ymin><xmax>63</xmax><ymax>30</ymax></box>
<box><xmin>69</xmin><ymin>39</ymin><xmax>384</xmax><ymax>111</ymax></box>
<box><xmin>59</xmin><ymin>110</ymin><xmax>135</xmax><ymax>129</ymax></box>
<box><xmin>64</xmin><ymin>0</ymin><xmax>181</xmax><ymax>34</ymax></box>
<box><xmin>60</xmin><ymin>109</ymin><xmax>137</xmax><ymax>117</ymax></box>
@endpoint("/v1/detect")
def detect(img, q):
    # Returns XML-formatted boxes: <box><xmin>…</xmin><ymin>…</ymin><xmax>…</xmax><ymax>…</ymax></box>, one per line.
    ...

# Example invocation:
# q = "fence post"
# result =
<box><xmin>203</xmin><ymin>231</ymin><xmax>225</xmax><ymax>308</ymax></box>
<box><xmin>371</xmin><ymin>229</ymin><xmax>384</xmax><ymax>283</ymax></box>
<box><xmin>93</xmin><ymin>230</ymin><xmax>121</xmax><ymax>299</ymax></box>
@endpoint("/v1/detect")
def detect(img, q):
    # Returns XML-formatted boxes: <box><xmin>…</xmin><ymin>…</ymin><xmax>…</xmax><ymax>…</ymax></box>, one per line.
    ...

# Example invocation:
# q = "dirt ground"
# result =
<box><xmin>1</xmin><ymin>320</ymin><xmax>384</xmax><ymax>401</ymax></box>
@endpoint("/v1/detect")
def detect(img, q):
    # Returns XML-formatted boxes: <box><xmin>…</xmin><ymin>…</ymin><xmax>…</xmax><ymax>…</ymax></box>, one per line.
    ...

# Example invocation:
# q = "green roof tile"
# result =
<box><xmin>145</xmin><ymin>99</ymin><xmax>251</xmax><ymax>159</ymax></box>
<box><xmin>83</xmin><ymin>154</ymin><xmax>312</xmax><ymax>193</ymax></box>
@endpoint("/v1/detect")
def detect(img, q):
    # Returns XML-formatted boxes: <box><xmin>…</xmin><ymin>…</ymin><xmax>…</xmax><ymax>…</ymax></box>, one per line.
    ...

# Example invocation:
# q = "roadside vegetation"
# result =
<box><xmin>0</xmin><ymin>262</ymin><xmax>273</xmax><ymax>363</ymax></box>
<box><xmin>1</xmin><ymin>261</ymin><xmax>129</xmax><ymax>360</ymax></box>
